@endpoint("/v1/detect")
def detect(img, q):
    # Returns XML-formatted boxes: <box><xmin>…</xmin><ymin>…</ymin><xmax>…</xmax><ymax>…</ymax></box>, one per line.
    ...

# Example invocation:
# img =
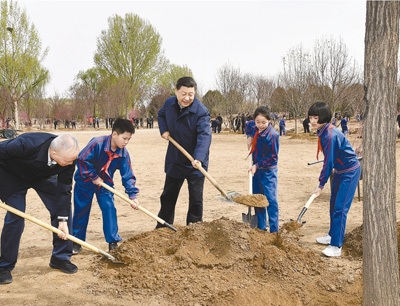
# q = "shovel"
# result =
<box><xmin>0</xmin><ymin>201</ymin><xmax>124</xmax><ymax>264</ymax></box>
<box><xmin>168</xmin><ymin>136</ymin><xmax>236</xmax><ymax>202</ymax></box>
<box><xmin>294</xmin><ymin>193</ymin><xmax>317</xmax><ymax>223</ymax></box>
<box><xmin>99</xmin><ymin>182</ymin><xmax>177</xmax><ymax>232</ymax></box>
<box><xmin>242</xmin><ymin>157</ymin><xmax>257</xmax><ymax>228</ymax></box>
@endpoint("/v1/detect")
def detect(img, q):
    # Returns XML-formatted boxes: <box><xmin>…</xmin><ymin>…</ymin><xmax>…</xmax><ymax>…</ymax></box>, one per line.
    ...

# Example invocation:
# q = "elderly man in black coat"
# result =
<box><xmin>0</xmin><ymin>132</ymin><xmax>80</xmax><ymax>284</ymax></box>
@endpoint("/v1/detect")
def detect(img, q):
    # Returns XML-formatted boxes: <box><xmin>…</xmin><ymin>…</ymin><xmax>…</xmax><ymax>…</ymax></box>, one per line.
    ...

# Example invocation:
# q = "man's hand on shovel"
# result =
<box><xmin>192</xmin><ymin>160</ymin><xmax>202</xmax><ymax>169</ymax></box>
<box><xmin>57</xmin><ymin>221</ymin><xmax>69</xmax><ymax>240</ymax></box>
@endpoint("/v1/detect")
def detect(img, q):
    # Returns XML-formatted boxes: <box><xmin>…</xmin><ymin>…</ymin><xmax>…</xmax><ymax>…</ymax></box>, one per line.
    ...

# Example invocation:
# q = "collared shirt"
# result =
<box><xmin>47</xmin><ymin>149</ymin><xmax>57</xmax><ymax>167</ymax></box>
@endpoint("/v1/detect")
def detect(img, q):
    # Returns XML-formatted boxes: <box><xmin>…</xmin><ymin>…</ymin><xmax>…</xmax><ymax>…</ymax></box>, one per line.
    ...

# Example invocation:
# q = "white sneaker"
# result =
<box><xmin>322</xmin><ymin>245</ymin><xmax>342</xmax><ymax>257</ymax></box>
<box><xmin>316</xmin><ymin>234</ymin><xmax>331</xmax><ymax>245</ymax></box>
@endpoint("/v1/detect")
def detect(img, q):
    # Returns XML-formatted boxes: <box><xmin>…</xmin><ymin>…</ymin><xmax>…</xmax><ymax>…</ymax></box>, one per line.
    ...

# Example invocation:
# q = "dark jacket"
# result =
<box><xmin>158</xmin><ymin>96</ymin><xmax>212</xmax><ymax>178</ymax></box>
<box><xmin>0</xmin><ymin>132</ymin><xmax>76</xmax><ymax>216</ymax></box>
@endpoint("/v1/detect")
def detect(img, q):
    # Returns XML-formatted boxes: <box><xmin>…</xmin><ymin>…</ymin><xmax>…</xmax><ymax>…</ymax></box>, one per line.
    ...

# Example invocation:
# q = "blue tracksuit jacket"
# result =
<box><xmin>317</xmin><ymin>123</ymin><xmax>360</xmax><ymax>189</ymax></box>
<box><xmin>158</xmin><ymin>96</ymin><xmax>211</xmax><ymax>179</ymax></box>
<box><xmin>74</xmin><ymin>135</ymin><xmax>139</xmax><ymax>198</ymax></box>
<box><xmin>245</xmin><ymin>121</ymin><xmax>279</xmax><ymax>169</ymax></box>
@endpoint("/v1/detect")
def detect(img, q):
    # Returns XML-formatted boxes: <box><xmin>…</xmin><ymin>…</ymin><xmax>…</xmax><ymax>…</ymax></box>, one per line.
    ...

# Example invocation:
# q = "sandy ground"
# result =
<box><xmin>0</xmin><ymin>120</ymin><xmax>398</xmax><ymax>305</ymax></box>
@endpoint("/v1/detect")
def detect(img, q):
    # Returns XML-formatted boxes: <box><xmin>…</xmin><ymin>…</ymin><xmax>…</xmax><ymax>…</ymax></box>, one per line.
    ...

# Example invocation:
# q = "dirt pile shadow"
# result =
<box><xmin>92</xmin><ymin>218</ymin><xmax>362</xmax><ymax>305</ymax></box>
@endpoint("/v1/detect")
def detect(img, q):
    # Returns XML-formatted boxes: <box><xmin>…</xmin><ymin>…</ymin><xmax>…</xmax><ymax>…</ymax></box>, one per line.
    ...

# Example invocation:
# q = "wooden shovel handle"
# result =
<box><xmin>305</xmin><ymin>193</ymin><xmax>317</xmax><ymax>209</ymax></box>
<box><xmin>0</xmin><ymin>202</ymin><xmax>115</xmax><ymax>261</ymax></box>
<box><xmin>99</xmin><ymin>182</ymin><xmax>177</xmax><ymax>232</ymax></box>
<box><xmin>168</xmin><ymin>136</ymin><xmax>230</xmax><ymax>199</ymax></box>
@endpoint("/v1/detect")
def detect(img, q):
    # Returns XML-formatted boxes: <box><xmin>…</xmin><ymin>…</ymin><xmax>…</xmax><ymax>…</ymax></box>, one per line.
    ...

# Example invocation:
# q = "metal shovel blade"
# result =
<box><xmin>242</xmin><ymin>207</ymin><xmax>257</xmax><ymax>229</ymax></box>
<box><xmin>217</xmin><ymin>191</ymin><xmax>241</xmax><ymax>203</ymax></box>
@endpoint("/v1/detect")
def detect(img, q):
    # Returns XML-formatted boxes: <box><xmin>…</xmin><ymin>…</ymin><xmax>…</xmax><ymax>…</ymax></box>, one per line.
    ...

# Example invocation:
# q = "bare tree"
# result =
<box><xmin>249</xmin><ymin>75</ymin><xmax>276</xmax><ymax>107</ymax></box>
<box><xmin>279</xmin><ymin>45</ymin><xmax>313</xmax><ymax>133</ymax></box>
<box><xmin>312</xmin><ymin>37</ymin><xmax>361</xmax><ymax>116</ymax></box>
<box><xmin>363</xmin><ymin>2</ymin><xmax>400</xmax><ymax>305</ymax></box>
<box><xmin>216</xmin><ymin>63</ymin><xmax>248</xmax><ymax>128</ymax></box>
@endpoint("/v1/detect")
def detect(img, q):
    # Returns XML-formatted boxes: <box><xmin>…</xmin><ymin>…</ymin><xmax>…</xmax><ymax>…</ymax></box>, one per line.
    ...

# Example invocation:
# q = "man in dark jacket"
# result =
<box><xmin>0</xmin><ymin>133</ymin><xmax>80</xmax><ymax>284</ymax></box>
<box><xmin>156</xmin><ymin>77</ymin><xmax>212</xmax><ymax>228</ymax></box>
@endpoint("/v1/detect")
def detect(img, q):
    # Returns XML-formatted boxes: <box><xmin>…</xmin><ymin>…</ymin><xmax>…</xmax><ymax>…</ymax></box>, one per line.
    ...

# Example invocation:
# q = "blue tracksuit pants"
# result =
<box><xmin>329</xmin><ymin>166</ymin><xmax>361</xmax><ymax>247</ymax></box>
<box><xmin>72</xmin><ymin>183</ymin><xmax>121</xmax><ymax>243</ymax></box>
<box><xmin>0</xmin><ymin>176</ymin><xmax>72</xmax><ymax>271</ymax></box>
<box><xmin>253</xmin><ymin>168</ymin><xmax>279</xmax><ymax>232</ymax></box>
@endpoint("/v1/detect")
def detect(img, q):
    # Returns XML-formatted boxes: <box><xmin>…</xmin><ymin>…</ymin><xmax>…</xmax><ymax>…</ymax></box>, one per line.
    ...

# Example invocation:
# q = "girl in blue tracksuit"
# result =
<box><xmin>245</xmin><ymin>106</ymin><xmax>279</xmax><ymax>232</ymax></box>
<box><xmin>72</xmin><ymin>118</ymin><xmax>139</xmax><ymax>254</ymax></box>
<box><xmin>308</xmin><ymin>102</ymin><xmax>361</xmax><ymax>257</ymax></box>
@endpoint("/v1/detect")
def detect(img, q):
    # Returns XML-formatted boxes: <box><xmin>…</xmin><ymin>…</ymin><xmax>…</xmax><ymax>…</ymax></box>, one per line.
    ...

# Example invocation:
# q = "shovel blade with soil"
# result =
<box><xmin>168</xmin><ymin>136</ymin><xmax>269</xmax><ymax>207</ymax></box>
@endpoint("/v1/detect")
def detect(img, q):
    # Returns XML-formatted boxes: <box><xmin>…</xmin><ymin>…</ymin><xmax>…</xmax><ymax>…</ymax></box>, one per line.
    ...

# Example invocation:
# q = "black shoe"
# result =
<box><xmin>49</xmin><ymin>257</ymin><xmax>78</xmax><ymax>274</ymax></box>
<box><xmin>109</xmin><ymin>242</ymin><xmax>118</xmax><ymax>251</ymax></box>
<box><xmin>72</xmin><ymin>242</ymin><xmax>82</xmax><ymax>255</ymax></box>
<box><xmin>0</xmin><ymin>270</ymin><xmax>12</xmax><ymax>284</ymax></box>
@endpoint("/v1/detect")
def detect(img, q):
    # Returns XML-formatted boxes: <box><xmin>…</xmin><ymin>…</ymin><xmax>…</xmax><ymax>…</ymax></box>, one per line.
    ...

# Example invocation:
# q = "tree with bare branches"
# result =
<box><xmin>279</xmin><ymin>45</ymin><xmax>313</xmax><ymax>133</ymax></box>
<box><xmin>312</xmin><ymin>37</ymin><xmax>361</xmax><ymax>116</ymax></box>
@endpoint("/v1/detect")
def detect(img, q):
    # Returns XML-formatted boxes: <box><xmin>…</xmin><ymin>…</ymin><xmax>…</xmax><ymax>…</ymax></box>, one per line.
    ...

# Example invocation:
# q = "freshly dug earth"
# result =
<box><xmin>93</xmin><ymin>218</ymin><xmax>362</xmax><ymax>306</ymax></box>
<box><xmin>232</xmin><ymin>194</ymin><xmax>269</xmax><ymax>207</ymax></box>
<box><xmin>343</xmin><ymin>221</ymin><xmax>400</xmax><ymax>274</ymax></box>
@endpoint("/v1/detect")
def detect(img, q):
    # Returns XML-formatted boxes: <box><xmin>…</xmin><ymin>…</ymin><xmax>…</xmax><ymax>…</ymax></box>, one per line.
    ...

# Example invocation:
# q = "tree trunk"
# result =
<box><xmin>13</xmin><ymin>98</ymin><xmax>19</xmax><ymax>130</ymax></box>
<box><xmin>363</xmin><ymin>2</ymin><xmax>400</xmax><ymax>305</ymax></box>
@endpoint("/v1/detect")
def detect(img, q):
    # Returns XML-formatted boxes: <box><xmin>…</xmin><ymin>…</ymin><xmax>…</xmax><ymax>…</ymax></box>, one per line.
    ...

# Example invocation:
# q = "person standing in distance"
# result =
<box><xmin>156</xmin><ymin>77</ymin><xmax>212</xmax><ymax>228</ymax></box>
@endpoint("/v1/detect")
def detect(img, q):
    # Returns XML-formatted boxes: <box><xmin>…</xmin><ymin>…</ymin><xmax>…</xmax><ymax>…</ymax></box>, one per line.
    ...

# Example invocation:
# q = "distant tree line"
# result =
<box><xmin>1</xmin><ymin>0</ymin><xmax>400</xmax><ymax>131</ymax></box>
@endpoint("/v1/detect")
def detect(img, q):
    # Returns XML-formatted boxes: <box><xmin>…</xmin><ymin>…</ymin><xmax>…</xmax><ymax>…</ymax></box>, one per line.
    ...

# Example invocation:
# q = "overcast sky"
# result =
<box><xmin>16</xmin><ymin>0</ymin><xmax>367</xmax><ymax>97</ymax></box>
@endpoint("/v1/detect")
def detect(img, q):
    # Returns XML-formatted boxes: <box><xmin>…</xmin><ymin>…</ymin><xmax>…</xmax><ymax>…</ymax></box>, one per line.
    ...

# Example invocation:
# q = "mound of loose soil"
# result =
<box><xmin>343</xmin><ymin>222</ymin><xmax>400</xmax><ymax>272</ymax></box>
<box><xmin>92</xmin><ymin>218</ymin><xmax>362</xmax><ymax>306</ymax></box>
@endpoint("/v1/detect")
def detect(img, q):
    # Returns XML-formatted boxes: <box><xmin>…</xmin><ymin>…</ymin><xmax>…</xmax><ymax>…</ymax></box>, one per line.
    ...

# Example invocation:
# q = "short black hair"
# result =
<box><xmin>112</xmin><ymin>118</ymin><xmax>135</xmax><ymax>135</ymax></box>
<box><xmin>253</xmin><ymin>105</ymin><xmax>271</xmax><ymax>121</ymax></box>
<box><xmin>176</xmin><ymin>76</ymin><xmax>197</xmax><ymax>90</ymax></box>
<box><xmin>308</xmin><ymin>102</ymin><xmax>332</xmax><ymax>124</ymax></box>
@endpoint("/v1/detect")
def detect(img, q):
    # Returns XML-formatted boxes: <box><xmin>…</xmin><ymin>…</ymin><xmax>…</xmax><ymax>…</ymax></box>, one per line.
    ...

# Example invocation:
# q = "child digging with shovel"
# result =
<box><xmin>71</xmin><ymin>118</ymin><xmax>140</xmax><ymax>254</ymax></box>
<box><xmin>308</xmin><ymin>102</ymin><xmax>361</xmax><ymax>257</ymax></box>
<box><xmin>245</xmin><ymin>106</ymin><xmax>279</xmax><ymax>232</ymax></box>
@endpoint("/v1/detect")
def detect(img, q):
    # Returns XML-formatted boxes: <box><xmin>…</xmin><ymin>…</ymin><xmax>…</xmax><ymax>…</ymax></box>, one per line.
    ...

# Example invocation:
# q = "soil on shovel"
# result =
<box><xmin>91</xmin><ymin>218</ymin><xmax>362</xmax><ymax>306</ymax></box>
<box><xmin>280</xmin><ymin>220</ymin><xmax>303</xmax><ymax>233</ymax></box>
<box><xmin>232</xmin><ymin>194</ymin><xmax>269</xmax><ymax>207</ymax></box>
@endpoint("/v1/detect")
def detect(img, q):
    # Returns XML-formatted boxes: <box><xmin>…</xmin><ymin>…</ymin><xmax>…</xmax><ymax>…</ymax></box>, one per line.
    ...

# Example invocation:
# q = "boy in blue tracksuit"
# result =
<box><xmin>245</xmin><ymin>106</ymin><xmax>279</xmax><ymax>232</ymax></box>
<box><xmin>72</xmin><ymin>118</ymin><xmax>139</xmax><ymax>254</ymax></box>
<box><xmin>308</xmin><ymin>102</ymin><xmax>361</xmax><ymax>257</ymax></box>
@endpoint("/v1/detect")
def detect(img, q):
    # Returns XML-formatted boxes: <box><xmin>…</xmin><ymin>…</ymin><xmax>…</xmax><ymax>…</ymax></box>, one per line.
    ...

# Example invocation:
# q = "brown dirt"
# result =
<box><xmin>95</xmin><ymin>217</ymin><xmax>362</xmax><ymax>306</ymax></box>
<box><xmin>0</xmin><ymin>119</ymin><xmax>399</xmax><ymax>305</ymax></box>
<box><xmin>232</xmin><ymin>194</ymin><xmax>269</xmax><ymax>207</ymax></box>
<box><xmin>342</xmin><ymin>222</ymin><xmax>400</xmax><ymax>274</ymax></box>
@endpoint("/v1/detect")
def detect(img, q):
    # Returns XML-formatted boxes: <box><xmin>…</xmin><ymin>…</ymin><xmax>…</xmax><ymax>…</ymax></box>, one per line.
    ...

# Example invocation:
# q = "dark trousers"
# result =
<box><xmin>0</xmin><ymin>176</ymin><xmax>73</xmax><ymax>272</ymax></box>
<box><xmin>156</xmin><ymin>176</ymin><xmax>205</xmax><ymax>228</ymax></box>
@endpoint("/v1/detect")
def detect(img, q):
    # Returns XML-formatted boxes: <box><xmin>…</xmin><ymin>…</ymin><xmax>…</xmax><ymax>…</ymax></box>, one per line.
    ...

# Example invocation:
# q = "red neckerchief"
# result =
<box><xmin>247</xmin><ymin>130</ymin><xmax>260</xmax><ymax>158</ymax></box>
<box><xmin>317</xmin><ymin>124</ymin><xmax>333</xmax><ymax>160</ymax></box>
<box><xmin>100</xmin><ymin>151</ymin><xmax>118</xmax><ymax>177</ymax></box>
